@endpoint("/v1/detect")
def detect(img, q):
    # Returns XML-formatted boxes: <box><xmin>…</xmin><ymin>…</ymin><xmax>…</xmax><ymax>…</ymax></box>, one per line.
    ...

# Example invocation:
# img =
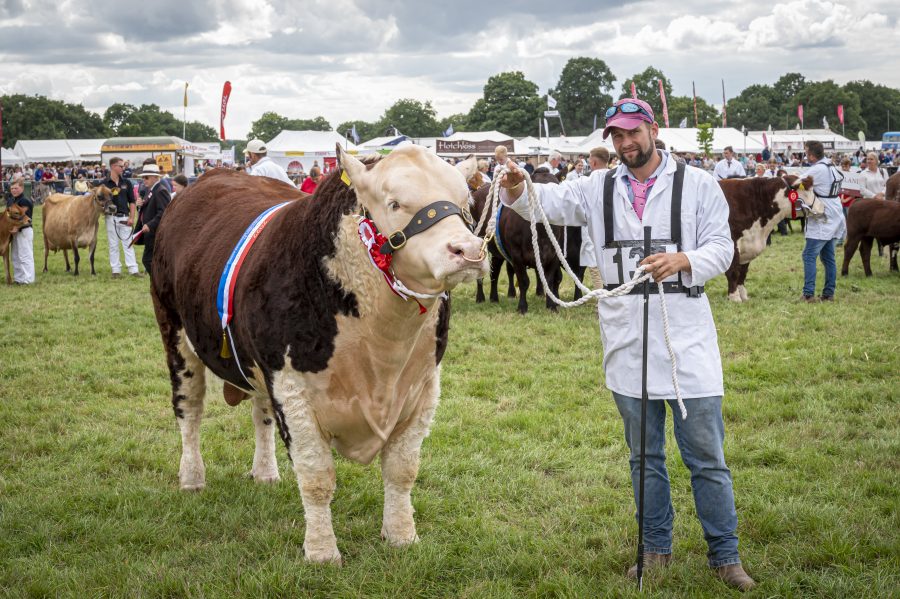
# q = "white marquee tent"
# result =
<box><xmin>12</xmin><ymin>139</ymin><xmax>106</xmax><ymax>163</ymax></box>
<box><xmin>1</xmin><ymin>147</ymin><xmax>24</xmax><ymax>165</ymax></box>
<box><xmin>749</xmin><ymin>128</ymin><xmax>859</xmax><ymax>153</ymax></box>
<box><xmin>266</xmin><ymin>130</ymin><xmax>360</xmax><ymax>171</ymax></box>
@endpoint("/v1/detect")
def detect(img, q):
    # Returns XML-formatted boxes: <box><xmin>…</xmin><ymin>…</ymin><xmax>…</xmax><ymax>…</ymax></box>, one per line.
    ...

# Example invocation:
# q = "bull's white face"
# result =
<box><xmin>775</xmin><ymin>176</ymin><xmax>824</xmax><ymax>218</ymax></box>
<box><xmin>339</xmin><ymin>145</ymin><xmax>489</xmax><ymax>294</ymax></box>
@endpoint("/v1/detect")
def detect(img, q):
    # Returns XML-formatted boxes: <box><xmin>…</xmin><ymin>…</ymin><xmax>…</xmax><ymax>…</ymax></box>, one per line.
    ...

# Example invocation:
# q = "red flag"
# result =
<box><xmin>630</xmin><ymin>81</ymin><xmax>637</xmax><ymax>99</ymax></box>
<box><xmin>658</xmin><ymin>79</ymin><xmax>669</xmax><ymax>128</ymax></box>
<box><xmin>837</xmin><ymin>104</ymin><xmax>844</xmax><ymax>125</ymax></box>
<box><xmin>220</xmin><ymin>81</ymin><xmax>232</xmax><ymax>141</ymax></box>
<box><xmin>0</xmin><ymin>98</ymin><xmax>4</xmax><ymax>151</ymax></box>
<box><xmin>692</xmin><ymin>81</ymin><xmax>698</xmax><ymax>126</ymax></box>
<box><xmin>721</xmin><ymin>79</ymin><xmax>727</xmax><ymax>127</ymax></box>
<box><xmin>798</xmin><ymin>104</ymin><xmax>804</xmax><ymax>125</ymax></box>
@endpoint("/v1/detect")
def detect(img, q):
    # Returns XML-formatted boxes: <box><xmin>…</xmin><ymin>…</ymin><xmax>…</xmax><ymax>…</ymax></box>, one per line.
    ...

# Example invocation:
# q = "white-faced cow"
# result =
<box><xmin>150</xmin><ymin>146</ymin><xmax>487</xmax><ymax>564</ymax></box>
<box><xmin>719</xmin><ymin>175</ymin><xmax>822</xmax><ymax>302</ymax></box>
<box><xmin>42</xmin><ymin>187</ymin><xmax>116</xmax><ymax>275</ymax></box>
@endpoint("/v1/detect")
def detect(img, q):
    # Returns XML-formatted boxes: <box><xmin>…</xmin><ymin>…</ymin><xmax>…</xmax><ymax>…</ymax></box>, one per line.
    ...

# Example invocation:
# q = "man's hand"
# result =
<box><xmin>499</xmin><ymin>159</ymin><xmax>525</xmax><ymax>195</ymax></box>
<box><xmin>141</xmin><ymin>224</ymin><xmax>150</xmax><ymax>235</ymax></box>
<box><xmin>875</xmin><ymin>192</ymin><xmax>885</xmax><ymax>201</ymax></box>
<box><xmin>126</xmin><ymin>217</ymin><xmax>134</xmax><ymax>227</ymax></box>
<box><xmin>640</xmin><ymin>252</ymin><xmax>691</xmax><ymax>282</ymax></box>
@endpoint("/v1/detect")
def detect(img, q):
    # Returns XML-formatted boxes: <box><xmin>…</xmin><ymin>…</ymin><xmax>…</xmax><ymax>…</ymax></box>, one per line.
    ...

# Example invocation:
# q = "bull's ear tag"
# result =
<box><xmin>341</xmin><ymin>169</ymin><xmax>352</xmax><ymax>187</ymax></box>
<box><xmin>799</xmin><ymin>184</ymin><xmax>805</xmax><ymax>191</ymax></box>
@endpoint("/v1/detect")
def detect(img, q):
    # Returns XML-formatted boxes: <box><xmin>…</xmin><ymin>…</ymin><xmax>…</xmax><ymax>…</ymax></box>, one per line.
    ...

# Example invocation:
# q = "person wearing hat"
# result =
<box><xmin>101</xmin><ymin>157</ymin><xmax>141</xmax><ymax>278</ymax></box>
<box><xmin>498</xmin><ymin>98</ymin><xmax>755</xmax><ymax>591</ymax></box>
<box><xmin>134</xmin><ymin>163</ymin><xmax>171</xmax><ymax>276</ymax></box>
<box><xmin>245</xmin><ymin>139</ymin><xmax>295</xmax><ymax>187</ymax></box>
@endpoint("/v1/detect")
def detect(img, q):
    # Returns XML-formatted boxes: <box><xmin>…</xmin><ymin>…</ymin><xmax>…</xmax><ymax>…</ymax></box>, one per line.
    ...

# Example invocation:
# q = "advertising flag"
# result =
<box><xmin>721</xmin><ymin>79</ymin><xmax>727</xmax><ymax>127</ymax></box>
<box><xmin>837</xmin><ymin>104</ymin><xmax>844</xmax><ymax>125</ymax></box>
<box><xmin>679</xmin><ymin>117</ymin><xmax>687</xmax><ymax>128</ymax></box>
<box><xmin>183</xmin><ymin>82</ymin><xmax>188</xmax><ymax>108</ymax></box>
<box><xmin>692</xmin><ymin>81</ymin><xmax>698</xmax><ymax>126</ymax></box>
<box><xmin>658</xmin><ymin>79</ymin><xmax>669</xmax><ymax>128</ymax></box>
<box><xmin>798</xmin><ymin>104</ymin><xmax>804</xmax><ymax>125</ymax></box>
<box><xmin>630</xmin><ymin>82</ymin><xmax>637</xmax><ymax>99</ymax></box>
<box><xmin>219</xmin><ymin>81</ymin><xmax>232</xmax><ymax>141</ymax></box>
<box><xmin>822</xmin><ymin>116</ymin><xmax>829</xmax><ymax>129</ymax></box>
<box><xmin>547</xmin><ymin>94</ymin><xmax>557</xmax><ymax>109</ymax></box>
<box><xmin>443</xmin><ymin>124</ymin><xmax>454</xmax><ymax>137</ymax></box>
<box><xmin>351</xmin><ymin>124</ymin><xmax>360</xmax><ymax>144</ymax></box>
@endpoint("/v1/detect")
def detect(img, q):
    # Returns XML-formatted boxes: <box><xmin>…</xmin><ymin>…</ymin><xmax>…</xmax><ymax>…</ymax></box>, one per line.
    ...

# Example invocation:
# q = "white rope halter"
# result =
<box><xmin>483</xmin><ymin>167</ymin><xmax>687</xmax><ymax>419</ymax></box>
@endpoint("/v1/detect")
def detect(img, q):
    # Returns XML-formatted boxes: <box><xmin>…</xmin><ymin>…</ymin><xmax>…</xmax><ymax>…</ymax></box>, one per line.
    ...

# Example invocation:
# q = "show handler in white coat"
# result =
<box><xmin>801</xmin><ymin>140</ymin><xmax>845</xmax><ymax>302</ymax></box>
<box><xmin>499</xmin><ymin>98</ymin><xmax>755</xmax><ymax>592</ymax></box>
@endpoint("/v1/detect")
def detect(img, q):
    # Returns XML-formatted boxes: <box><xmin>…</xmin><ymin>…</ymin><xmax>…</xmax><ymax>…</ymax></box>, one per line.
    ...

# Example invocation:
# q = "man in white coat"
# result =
<box><xmin>713</xmin><ymin>146</ymin><xmax>746</xmax><ymax>180</ymax></box>
<box><xmin>801</xmin><ymin>141</ymin><xmax>845</xmax><ymax>302</ymax></box>
<box><xmin>499</xmin><ymin>98</ymin><xmax>755</xmax><ymax>592</ymax></box>
<box><xmin>245</xmin><ymin>139</ymin><xmax>295</xmax><ymax>187</ymax></box>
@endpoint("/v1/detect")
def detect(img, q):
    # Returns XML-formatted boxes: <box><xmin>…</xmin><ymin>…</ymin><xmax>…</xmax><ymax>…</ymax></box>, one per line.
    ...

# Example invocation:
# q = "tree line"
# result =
<box><xmin>3</xmin><ymin>58</ymin><xmax>899</xmax><ymax>149</ymax></box>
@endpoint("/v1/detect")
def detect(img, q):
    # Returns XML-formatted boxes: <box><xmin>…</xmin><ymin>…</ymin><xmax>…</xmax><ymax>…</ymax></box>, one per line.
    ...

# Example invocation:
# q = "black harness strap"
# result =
<box><xmin>380</xmin><ymin>201</ymin><xmax>469</xmax><ymax>255</ymax></box>
<box><xmin>602</xmin><ymin>161</ymin><xmax>702</xmax><ymax>297</ymax></box>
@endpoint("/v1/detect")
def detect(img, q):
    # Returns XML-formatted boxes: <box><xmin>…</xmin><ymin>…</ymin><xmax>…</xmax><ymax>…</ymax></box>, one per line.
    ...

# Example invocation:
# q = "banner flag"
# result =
<box><xmin>692</xmin><ymin>81</ymin><xmax>698</xmax><ymax>126</ymax></box>
<box><xmin>351</xmin><ymin>124</ymin><xmax>360</xmax><ymax>144</ymax></box>
<box><xmin>593</xmin><ymin>113</ymin><xmax>597</xmax><ymax>131</ymax></box>
<box><xmin>220</xmin><ymin>81</ymin><xmax>232</xmax><ymax>141</ymax></box>
<box><xmin>547</xmin><ymin>94</ymin><xmax>557</xmax><ymax>109</ymax></box>
<box><xmin>630</xmin><ymin>82</ymin><xmax>637</xmax><ymax>99</ymax></box>
<box><xmin>837</xmin><ymin>104</ymin><xmax>844</xmax><ymax>125</ymax></box>
<box><xmin>658</xmin><ymin>79</ymin><xmax>669</xmax><ymax>128</ymax></box>
<box><xmin>798</xmin><ymin>104</ymin><xmax>804</xmax><ymax>125</ymax></box>
<box><xmin>721</xmin><ymin>79</ymin><xmax>727</xmax><ymax>127</ymax></box>
<box><xmin>678</xmin><ymin>117</ymin><xmax>687</xmax><ymax>128</ymax></box>
<box><xmin>443</xmin><ymin>124</ymin><xmax>454</xmax><ymax>137</ymax></box>
<box><xmin>183</xmin><ymin>82</ymin><xmax>188</xmax><ymax>108</ymax></box>
<box><xmin>822</xmin><ymin>116</ymin><xmax>829</xmax><ymax>129</ymax></box>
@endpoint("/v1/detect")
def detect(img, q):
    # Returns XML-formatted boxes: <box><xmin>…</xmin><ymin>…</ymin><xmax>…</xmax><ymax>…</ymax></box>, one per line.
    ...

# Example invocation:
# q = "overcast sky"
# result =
<box><xmin>2</xmin><ymin>0</ymin><xmax>898</xmax><ymax>140</ymax></box>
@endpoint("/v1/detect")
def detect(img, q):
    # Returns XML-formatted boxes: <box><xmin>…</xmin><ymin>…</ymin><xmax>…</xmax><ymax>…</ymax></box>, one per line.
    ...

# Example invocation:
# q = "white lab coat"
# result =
<box><xmin>713</xmin><ymin>158</ymin><xmax>746</xmax><ymax>180</ymax></box>
<box><xmin>249</xmin><ymin>156</ymin><xmax>295</xmax><ymax>187</ymax></box>
<box><xmin>503</xmin><ymin>152</ymin><xmax>734</xmax><ymax>399</ymax></box>
<box><xmin>803</xmin><ymin>159</ymin><xmax>846</xmax><ymax>241</ymax></box>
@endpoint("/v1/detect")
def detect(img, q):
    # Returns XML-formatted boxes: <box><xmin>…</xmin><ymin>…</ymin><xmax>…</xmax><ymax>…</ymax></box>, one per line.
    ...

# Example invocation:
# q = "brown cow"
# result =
<box><xmin>719</xmin><ymin>175</ymin><xmax>821</xmax><ymax>301</ymax></box>
<box><xmin>42</xmin><ymin>187</ymin><xmax>115</xmax><ymax>275</ymax></box>
<box><xmin>885</xmin><ymin>171</ymin><xmax>900</xmax><ymax>203</ymax></box>
<box><xmin>150</xmin><ymin>146</ymin><xmax>487</xmax><ymax>564</ymax></box>
<box><xmin>471</xmin><ymin>169</ymin><xmax>565</xmax><ymax>314</ymax></box>
<box><xmin>841</xmin><ymin>199</ymin><xmax>900</xmax><ymax>275</ymax></box>
<box><xmin>1</xmin><ymin>203</ymin><xmax>31</xmax><ymax>284</ymax></box>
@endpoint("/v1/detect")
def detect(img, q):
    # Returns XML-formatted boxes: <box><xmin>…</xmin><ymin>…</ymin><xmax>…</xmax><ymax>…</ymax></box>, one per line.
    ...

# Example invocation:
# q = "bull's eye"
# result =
<box><xmin>388</xmin><ymin>201</ymin><xmax>400</xmax><ymax>212</ymax></box>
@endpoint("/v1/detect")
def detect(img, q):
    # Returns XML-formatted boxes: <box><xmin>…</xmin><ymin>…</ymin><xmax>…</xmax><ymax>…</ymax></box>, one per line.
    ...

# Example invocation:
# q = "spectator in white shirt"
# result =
<box><xmin>245</xmin><ymin>139</ymin><xmax>295</xmax><ymax>187</ymax></box>
<box><xmin>858</xmin><ymin>152</ymin><xmax>888</xmax><ymax>200</ymax></box>
<box><xmin>713</xmin><ymin>146</ymin><xmax>746</xmax><ymax>180</ymax></box>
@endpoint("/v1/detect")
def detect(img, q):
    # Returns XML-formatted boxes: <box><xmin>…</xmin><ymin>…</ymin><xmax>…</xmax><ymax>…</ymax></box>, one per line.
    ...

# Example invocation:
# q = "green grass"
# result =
<box><xmin>1</xmin><ymin>207</ymin><xmax>898</xmax><ymax>598</ymax></box>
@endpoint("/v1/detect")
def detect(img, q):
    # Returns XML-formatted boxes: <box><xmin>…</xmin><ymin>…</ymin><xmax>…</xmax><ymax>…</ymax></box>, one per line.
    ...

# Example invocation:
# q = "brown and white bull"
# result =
<box><xmin>42</xmin><ymin>187</ymin><xmax>116</xmax><ymax>275</ymax></box>
<box><xmin>719</xmin><ymin>175</ymin><xmax>821</xmax><ymax>302</ymax></box>
<box><xmin>150</xmin><ymin>146</ymin><xmax>487</xmax><ymax>564</ymax></box>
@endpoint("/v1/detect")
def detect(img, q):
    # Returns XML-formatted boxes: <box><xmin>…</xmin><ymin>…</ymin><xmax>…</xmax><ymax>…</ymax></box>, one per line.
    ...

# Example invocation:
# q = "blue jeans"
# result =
<box><xmin>613</xmin><ymin>393</ymin><xmax>740</xmax><ymax>567</ymax></box>
<box><xmin>802</xmin><ymin>238</ymin><xmax>836</xmax><ymax>298</ymax></box>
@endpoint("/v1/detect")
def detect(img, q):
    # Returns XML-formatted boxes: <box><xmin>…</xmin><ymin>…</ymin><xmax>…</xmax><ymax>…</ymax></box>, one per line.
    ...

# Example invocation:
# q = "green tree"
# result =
<box><xmin>375</xmin><ymin>99</ymin><xmax>440</xmax><ymax>137</ymax></box>
<box><xmin>773</xmin><ymin>73</ymin><xmax>807</xmax><ymax>105</ymax></box>
<box><xmin>697</xmin><ymin>123</ymin><xmax>714</xmax><ymax>158</ymax></box>
<box><xmin>438</xmin><ymin>113</ymin><xmax>469</xmax><ymax>136</ymax></box>
<box><xmin>794</xmin><ymin>80</ymin><xmax>864</xmax><ymax>135</ymax></box>
<box><xmin>666</xmin><ymin>95</ymin><xmax>719</xmax><ymax>128</ymax></box>
<box><xmin>726</xmin><ymin>84</ymin><xmax>782</xmax><ymax>131</ymax></box>
<box><xmin>103</xmin><ymin>103</ymin><xmax>137</xmax><ymax>134</ymax></box>
<box><xmin>1</xmin><ymin>94</ymin><xmax>108</xmax><ymax>146</ymax></box>
<box><xmin>548</xmin><ymin>57</ymin><xmax>616</xmax><ymax>135</ymax></box>
<box><xmin>183</xmin><ymin>121</ymin><xmax>220</xmax><ymax>142</ymax></box>
<box><xmin>336</xmin><ymin>120</ymin><xmax>380</xmax><ymax>144</ymax></box>
<box><xmin>467</xmin><ymin>71</ymin><xmax>543</xmax><ymax>137</ymax></box>
<box><xmin>844</xmin><ymin>80</ymin><xmax>900</xmax><ymax>139</ymax></box>
<box><xmin>618</xmin><ymin>67</ymin><xmax>672</xmax><ymax>120</ymax></box>
<box><xmin>248</xmin><ymin>112</ymin><xmax>332</xmax><ymax>143</ymax></box>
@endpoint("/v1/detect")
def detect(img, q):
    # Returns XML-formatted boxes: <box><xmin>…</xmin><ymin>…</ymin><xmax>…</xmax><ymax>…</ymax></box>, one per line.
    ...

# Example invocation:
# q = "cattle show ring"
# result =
<box><xmin>3</xmin><ymin>131</ymin><xmax>899</xmax><ymax>596</ymax></box>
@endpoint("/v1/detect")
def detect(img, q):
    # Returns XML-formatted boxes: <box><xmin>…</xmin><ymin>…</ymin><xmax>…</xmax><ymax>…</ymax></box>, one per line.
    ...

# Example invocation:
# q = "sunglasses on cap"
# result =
<box><xmin>605</xmin><ymin>102</ymin><xmax>653</xmax><ymax>121</ymax></box>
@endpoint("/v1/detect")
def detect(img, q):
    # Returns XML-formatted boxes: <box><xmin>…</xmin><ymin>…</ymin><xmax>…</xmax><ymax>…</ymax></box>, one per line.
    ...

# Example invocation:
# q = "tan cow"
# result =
<box><xmin>1</xmin><ymin>203</ymin><xmax>31</xmax><ymax>284</ymax></box>
<box><xmin>42</xmin><ymin>187</ymin><xmax>116</xmax><ymax>275</ymax></box>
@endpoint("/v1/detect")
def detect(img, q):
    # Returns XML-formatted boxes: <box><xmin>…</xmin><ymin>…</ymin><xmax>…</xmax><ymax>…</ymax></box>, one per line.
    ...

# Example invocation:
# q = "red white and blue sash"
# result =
<box><xmin>217</xmin><ymin>202</ymin><xmax>291</xmax><ymax>329</ymax></box>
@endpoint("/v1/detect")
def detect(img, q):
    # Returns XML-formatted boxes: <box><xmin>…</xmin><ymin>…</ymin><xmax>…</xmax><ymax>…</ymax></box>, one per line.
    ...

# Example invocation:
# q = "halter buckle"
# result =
<box><xmin>387</xmin><ymin>230</ymin><xmax>407</xmax><ymax>251</ymax></box>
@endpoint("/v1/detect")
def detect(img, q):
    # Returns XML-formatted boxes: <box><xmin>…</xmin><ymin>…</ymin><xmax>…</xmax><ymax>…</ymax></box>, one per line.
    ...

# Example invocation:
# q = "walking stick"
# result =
<box><xmin>636</xmin><ymin>225</ymin><xmax>652</xmax><ymax>590</ymax></box>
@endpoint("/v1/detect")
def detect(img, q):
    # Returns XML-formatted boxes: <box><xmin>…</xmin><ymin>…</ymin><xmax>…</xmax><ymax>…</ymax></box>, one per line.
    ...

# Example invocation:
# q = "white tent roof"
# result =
<box><xmin>749</xmin><ymin>128</ymin><xmax>858</xmax><ymax>152</ymax></box>
<box><xmin>1</xmin><ymin>147</ymin><xmax>24</xmax><ymax>165</ymax></box>
<box><xmin>655</xmin><ymin>128</ymin><xmax>765</xmax><ymax>154</ymax></box>
<box><xmin>14</xmin><ymin>139</ymin><xmax>75</xmax><ymax>162</ymax></box>
<box><xmin>553</xmin><ymin>129</ymin><xmax>616</xmax><ymax>155</ymax></box>
<box><xmin>266</xmin><ymin>130</ymin><xmax>359</xmax><ymax>156</ymax></box>
<box><xmin>66</xmin><ymin>139</ymin><xmax>105</xmax><ymax>161</ymax></box>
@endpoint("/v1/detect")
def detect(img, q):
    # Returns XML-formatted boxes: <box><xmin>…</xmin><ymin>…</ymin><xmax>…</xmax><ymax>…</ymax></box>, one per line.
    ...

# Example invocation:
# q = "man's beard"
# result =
<box><xmin>619</xmin><ymin>142</ymin><xmax>655</xmax><ymax>169</ymax></box>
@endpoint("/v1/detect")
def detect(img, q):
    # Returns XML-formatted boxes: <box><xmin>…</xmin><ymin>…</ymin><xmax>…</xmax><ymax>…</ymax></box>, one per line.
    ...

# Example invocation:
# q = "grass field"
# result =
<box><xmin>1</xmin><ymin>206</ymin><xmax>898</xmax><ymax>598</ymax></box>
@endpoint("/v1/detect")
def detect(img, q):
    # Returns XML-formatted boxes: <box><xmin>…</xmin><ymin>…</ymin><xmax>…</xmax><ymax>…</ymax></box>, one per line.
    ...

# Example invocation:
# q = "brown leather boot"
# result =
<box><xmin>715</xmin><ymin>564</ymin><xmax>756</xmax><ymax>591</ymax></box>
<box><xmin>626</xmin><ymin>553</ymin><xmax>671</xmax><ymax>579</ymax></box>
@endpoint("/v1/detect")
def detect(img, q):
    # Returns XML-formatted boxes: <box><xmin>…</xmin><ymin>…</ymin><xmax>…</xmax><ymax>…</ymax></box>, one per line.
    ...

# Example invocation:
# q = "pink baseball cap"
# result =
<box><xmin>602</xmin><ymin>98</ymin><xmax>655</xmax><ymax>139</ymax></box>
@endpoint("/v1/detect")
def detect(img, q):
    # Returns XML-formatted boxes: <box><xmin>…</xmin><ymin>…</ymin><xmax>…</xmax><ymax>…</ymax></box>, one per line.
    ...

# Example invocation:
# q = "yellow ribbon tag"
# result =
<box><xmin>111</xmin><ymin>187</ymin><xmax>120</xmax><ymax>196</ymax></box>
<box><xmin>340</xmin><ymin>169</ymin><xmax>352</xmax><ymax>187</ymax></box>
<box><xmin>799</xmin><ymin>184</ymin><xmax>805</xmax><ymax>191</ymax></box>
<box><xmin>220</xmin><ymin>331</ymin><xmax>232</xmax><ymax>359</ymax></box>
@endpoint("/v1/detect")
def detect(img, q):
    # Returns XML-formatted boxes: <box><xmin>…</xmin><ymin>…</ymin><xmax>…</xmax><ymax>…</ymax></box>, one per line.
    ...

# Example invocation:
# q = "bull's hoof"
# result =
<box><xmin>304</xmin><ymin>544</ymin><xmax>342</xmax><ymax>565</ymax></box>
<box><xmin>180</xmin><ymin>481</ymin><xmax>205</xmax><ymax>492</ymax></box>
<box><xmin>248</xmin><ymin>469</ymin><xmax>281</xmax><ymax>484</ymax></box>
<box><xmin>738</xmin><ymin>287</ymin><xmax>749</xmax><ymax>302</ymax></box>
<box><xmin>381</xmin><ymin>526</ymin><xmax>419</xmax><ymax>547</ymax></box>
<box><xmin>727</xmin><ymin>292</ymin><xmax>743</xmax><ymax>303</ymax></box>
